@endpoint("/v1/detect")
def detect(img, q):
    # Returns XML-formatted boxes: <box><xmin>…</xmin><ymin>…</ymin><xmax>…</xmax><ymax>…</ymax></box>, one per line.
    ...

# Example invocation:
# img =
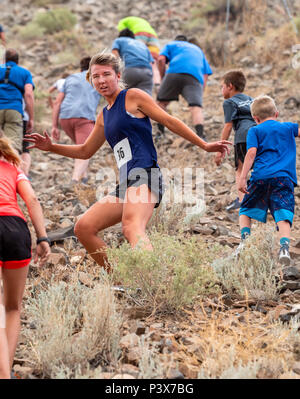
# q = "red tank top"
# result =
<box><xmin>0</xmin><ymin>160</ymin><xmax>29</xmax><ymax>221</ymax></box>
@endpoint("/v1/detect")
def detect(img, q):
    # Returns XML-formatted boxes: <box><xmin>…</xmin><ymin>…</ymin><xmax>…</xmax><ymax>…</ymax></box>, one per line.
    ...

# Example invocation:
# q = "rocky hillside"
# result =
<box><xmin>2</xmin><ymin>0</ymin><xmax>300</xmax><ymax>379</ymax></box>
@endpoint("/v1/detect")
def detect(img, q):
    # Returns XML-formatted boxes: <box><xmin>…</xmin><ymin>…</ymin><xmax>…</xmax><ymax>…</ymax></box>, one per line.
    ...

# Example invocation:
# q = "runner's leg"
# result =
<box><xmin>2</xmin><ymin>265</ymin><xmax>29</xmax><ymax>368</ymax></box>
<box><xmin>122</xmin><ymin>185</ymin><xmax>156</xmax><ymax>250</ymax></box>
<box><xmin>74</xmin><ymin>196</ymin><xmax>123</xmax><ymax>270</ymax></box>
<box><xmin>0</xmin><ymin>268</ymin><xmax>10</xmax><ymax>379</ymax></box>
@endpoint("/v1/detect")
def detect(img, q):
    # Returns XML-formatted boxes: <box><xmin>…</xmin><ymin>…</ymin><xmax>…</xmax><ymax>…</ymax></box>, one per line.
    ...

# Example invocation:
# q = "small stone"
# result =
<box><xmin>78</xmin><ymin>272</ymin><xmax>94</xmax><ymax>288</ymax></box>
<box><xmin>97</xmin><ymin>372</ymin><xmax>114</xmax><ymax>379</ymax></box>
<box><xmin>71</xmin><ymin>255</ymin><xmax>82</xmax><ymax>263</ymax></box>
<box><xmin>136</xmin><ymin>323</ymin><xmax>146</xmax><ymax>336</ymax></box>
<box><xmin>293</xmin><ymin>362</ymin><xmax>300</xmax><ymax>375</ymax></box>
<box><xmin>261</xmin><ymin>64</ymin><xmax>273</xmax><ymax>74</ymax></box>
<box><xmin>13</xmin><ymin>365</ymin><xmax>33</xmax><ymax>378</ymax></box>
<box><xmin>150</xmin><ymin>331</ymin><xmax>162</xmax><ymax>342</ymax></box>
<box><xmin>249</xmin><ymin>289</ymin><xmax>266</xmax><ymax>301</ymax></box>
<box><xmin>60</xmin><ymin>218</ymin><xmax>73</xmax><ymax>229</ymax></box>
<box><xmin>47</xmin><ymin>253</ymin><xmax>66</xmax><ymax>266</ymax></box>
<box><xmin>192</xmin><ymin>225</ymin><xmax>214</xmax><ymax>235</ymax></box>
<box><xmin>126</xmin><ymin>347</ymin><xmax>142</xmax><ymax>366</ymax></box>
<box><xmin>166</xmin><ymin>369</ymin><xmax>185</xmax><ymax>379</ymax></box>
<box><xmin>205</xmin><ymin>185</ymin><xmax>218</xmax><ymax>195</ymax></box>
<box><xmin>72</xmin><ymin>203</ymin><xmax>87</xmax><ymax>216</ymax></box>
<box><xmin>179</xmin><ymin>363</ymin><xmax>199</xmax><ymax>379</ymax></box>
<box><xmin>160</xmin><ymin>337</ymin><xmax>178</xmax><ymax>353</ymax></box>
<box><xmin>112</xmin><ymin>374</ymin><xmax>135</xmax><ymax>379</ymax></box>
<box><xmin>120</xmin><ymin>333</ymin><xmax>139</xmax><ymax>349</ymax></box>
<box><xmin>283</xmin><ymin>267</ymin><xmax>300</xmax><ymax>281</ymax></box>
<box><xmin>149</xmin><ymin>323</ymin><xmax>163</xmax><ymax>331</ymax></box>
<box><xmin>119</xmin><ymin>364</ymin><xmax>139</xmax><ymax>378</ymax></box>
<box><xmin>282</xmin><ymin>281</ymin><xmax>300</xmax><ymax>291</ymax></box>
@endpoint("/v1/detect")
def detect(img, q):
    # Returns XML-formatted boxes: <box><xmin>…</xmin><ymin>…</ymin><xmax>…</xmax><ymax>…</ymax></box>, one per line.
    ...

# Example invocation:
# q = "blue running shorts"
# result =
<box><xmin>239</xmin><ymin>177</ymin><xmax>295</xmax><ymax>225</ymax></box>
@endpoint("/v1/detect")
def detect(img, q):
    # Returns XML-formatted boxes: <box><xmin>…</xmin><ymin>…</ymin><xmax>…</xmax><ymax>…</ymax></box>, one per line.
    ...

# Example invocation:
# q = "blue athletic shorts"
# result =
<box><xmin>239</xmin><ymin>177</ymin><xmax>295</xmax><ymax>225</ymax></box>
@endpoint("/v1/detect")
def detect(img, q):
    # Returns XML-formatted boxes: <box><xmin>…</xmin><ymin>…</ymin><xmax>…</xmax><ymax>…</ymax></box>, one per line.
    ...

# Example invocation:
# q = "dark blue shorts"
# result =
<box><xmin>239</xmin><ymin>177</ymin><xmax>295</xmax><ymax>225</ymax></box>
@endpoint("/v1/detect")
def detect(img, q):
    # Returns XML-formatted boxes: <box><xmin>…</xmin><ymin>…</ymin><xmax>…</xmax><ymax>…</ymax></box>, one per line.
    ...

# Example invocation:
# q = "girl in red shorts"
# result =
<box><xmin>0</xmin><ymin>136</ymin><xmax>51</xmax><ymax>379</ymax></box>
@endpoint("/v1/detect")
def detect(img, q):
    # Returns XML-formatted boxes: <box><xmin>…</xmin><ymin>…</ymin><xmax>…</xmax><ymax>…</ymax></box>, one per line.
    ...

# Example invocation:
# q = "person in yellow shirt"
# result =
<box><xmin>117</xmin><ymin>16</ymin><xmax>160</xmax><ymax>88</ymax></box>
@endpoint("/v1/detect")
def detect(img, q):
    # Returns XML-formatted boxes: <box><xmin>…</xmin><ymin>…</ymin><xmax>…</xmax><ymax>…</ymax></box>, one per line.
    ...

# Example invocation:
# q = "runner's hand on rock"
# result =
<box><xmin>24</xmin><ymin>131</ymin><xmax>53</xmax><ymax>151</ymax></box>
<box><xmin>34</xmin><ymin>241</ymin><xmax>51</xmax><ymax>267</ymax></box>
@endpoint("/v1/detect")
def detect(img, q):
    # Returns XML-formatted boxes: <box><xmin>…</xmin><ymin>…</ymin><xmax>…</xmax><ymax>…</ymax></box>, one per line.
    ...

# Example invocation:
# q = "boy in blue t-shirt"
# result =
<box><xmin>215</xmin><ymin>70</ymin><xmax>256</xmax><ymax>211</ymax></box>
<box><xmin>237</xmin><ymin>95</ymin><xmax>300</xmax><ymax>265</ymax></box>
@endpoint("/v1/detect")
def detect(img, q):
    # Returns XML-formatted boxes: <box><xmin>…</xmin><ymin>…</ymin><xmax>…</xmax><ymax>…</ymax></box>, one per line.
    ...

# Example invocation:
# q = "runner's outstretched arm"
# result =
<box><xmin>128</xmin><ymin>88</ymin><xmax>232</xmax><ymax>155</ymax></box>
<box><xmin>25</xmin><ymin>111</ymin><xmax>106</xmax><ymax>160</ymax></box>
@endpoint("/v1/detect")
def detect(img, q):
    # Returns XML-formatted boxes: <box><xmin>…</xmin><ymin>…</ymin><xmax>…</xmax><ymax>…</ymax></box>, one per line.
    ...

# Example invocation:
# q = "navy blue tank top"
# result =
<box><xmin>103</xmin><ymin>89</ymin><xmax>159</xmax><ymax>182</ymax></box>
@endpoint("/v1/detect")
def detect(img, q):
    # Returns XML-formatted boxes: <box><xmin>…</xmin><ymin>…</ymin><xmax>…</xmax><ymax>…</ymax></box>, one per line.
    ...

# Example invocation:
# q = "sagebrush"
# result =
<box><xmin>22</xmin><ymin>278</ymin><xmax>121</xmax><ymax>378</ymax></box>
<box><xmin>212</xmin><ymin>225</ymin><xmax>280</xmax><ymax>300</ymax></box>
<box><xmin>107</xmin><ymin>231</ymin><xmax>221</xmax><ymax>313</ymax></box>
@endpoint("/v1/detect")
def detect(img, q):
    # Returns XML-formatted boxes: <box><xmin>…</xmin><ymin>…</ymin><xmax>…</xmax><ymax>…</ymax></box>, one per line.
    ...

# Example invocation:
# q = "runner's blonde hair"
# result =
<box><xmin>0</xmin><ymin>134</ymin><xmax>20</xmax><ymax>166</ymax></box>
<box><xmin>251</xmin><ymin>95</ymin><xmax>278</xmax><ymax>120</ymax></box>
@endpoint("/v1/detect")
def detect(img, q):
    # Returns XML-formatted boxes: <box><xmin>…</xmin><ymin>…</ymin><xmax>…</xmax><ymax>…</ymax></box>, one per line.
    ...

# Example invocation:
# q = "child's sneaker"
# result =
<box><xmin>226</xmin><ymin>198</ymin><xmax>241</xmax><ymax>212</ymax></box>
<box><xmin>233</xmin><ymin>241</ymin><xmax>244</xmax><ymax>257</ymax></box>
<box><xmin>233</xmin><ymin>232</ymin><xmax>250</xmax><ymax>258</ymax></box>
<box><xmin>278</xmin><ymin>244</ymin><xmax>291</xmax><ymax>266</ymax></box>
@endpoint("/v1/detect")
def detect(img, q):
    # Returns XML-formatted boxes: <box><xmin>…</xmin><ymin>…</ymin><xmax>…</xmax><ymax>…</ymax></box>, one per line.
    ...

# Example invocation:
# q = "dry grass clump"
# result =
<box><xmin>22</xmin><ymin>278</ymin><xmax>121</xmax><ymax>378</ymax></box>
<box><xmin>193</xmin><ymin>306</ymin><xmax>300</xmax><ymax>379</ymax></box>
<box><xmin>213</xmin><ymin>226</ymin><xmax>279</xmax><ymax>300</ymax></box>
<box><xmin>148</xmin><ymin>200</ymin><xmax>205</xmax><ymax>235</ymax></box>
<box><xmin>107</xmin><ymin>231</ymin><xmax>221</xmax><ymax>314</ymax></box>
<box><xmin>137</xmin><ymin>338</ymin><xmax>164</xmax><ymax>379</ymax></box>
<box><xmin>148</xmin><ymin>203</ymin><xmax>187</xmax><ymax>235</ymax></box>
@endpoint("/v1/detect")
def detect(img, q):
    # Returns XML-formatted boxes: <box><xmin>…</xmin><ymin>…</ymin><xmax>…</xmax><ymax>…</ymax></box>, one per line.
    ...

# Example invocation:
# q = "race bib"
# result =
<box><xmin>113</xmin><ymin>138</ymin><xmax>132</xmax><ymax>169</ymax></box>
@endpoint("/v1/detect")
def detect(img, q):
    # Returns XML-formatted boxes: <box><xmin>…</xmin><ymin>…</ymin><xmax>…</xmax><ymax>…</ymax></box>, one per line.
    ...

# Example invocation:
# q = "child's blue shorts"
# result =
<box><xmin>239</xmin><ymin>177</ymin><xmax>295</xmax><ymax>225</ymax></box>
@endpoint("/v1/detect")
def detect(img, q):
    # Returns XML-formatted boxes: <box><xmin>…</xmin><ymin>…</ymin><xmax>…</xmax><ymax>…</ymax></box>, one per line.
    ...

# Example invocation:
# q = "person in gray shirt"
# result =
<box><xmin>215</xmin><ymin>70</ymin><xmax>256</xmax><ymax>211</ymax></box>
<box><xmin>51</xmin><ymin>56</ymin><xmax>101</xmax><ymax>184</ymax></box>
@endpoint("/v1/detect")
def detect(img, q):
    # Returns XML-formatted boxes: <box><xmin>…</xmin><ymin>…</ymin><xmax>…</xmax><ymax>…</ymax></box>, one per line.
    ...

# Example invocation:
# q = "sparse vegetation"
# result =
<box><xmin>213</xmin><ymin>226</ymin><xmax>280</xmax><ymax>300</ymax></box>
<box><xmin>19</xmin><ymin>8</ymin><xmax>77</xmax><ymax>40</ymax></box>
<box><xmin>34</xmin><ymin>9</ymin><xmax>77</xmax><ymax>34</ymax></box>
<box><xmin>3</xmin><ymin>0</ymin><xmax>300</xmax><ymax>380</ymax></box>
<box><xmin>108</xmin><ymin>231</ymin><xmax>221</xmax><ymax>313</ymax></box>
<box><xmin>23</xmin><ymin>278</ymin><xmax>122</xmax><ymax>378</ymax></box>
<box><xmin>19</xmin><ymin>23</ymin><xmax>46</xmax><ymax>40</ymax></box>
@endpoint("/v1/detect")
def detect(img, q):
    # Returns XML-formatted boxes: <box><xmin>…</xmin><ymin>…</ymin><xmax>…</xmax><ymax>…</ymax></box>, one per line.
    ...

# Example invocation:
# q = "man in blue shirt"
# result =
<box><xmin>112</xmin><ymin>29</ymin><xmax>153</xmax><ymax>95</ymax></box>
<box><xmin>237</xmin><ymin>95</ymin><xmax>300</xmax><ymax>265</ymax></box>
<box><xmin>52</xmin><ymin>56</ymin><xmax>101</xmax><ymax>184</ymax></box>
<box><xmin>156</xmin><ymin>35</ymin><xmax>212</xmax><ymax>140</ymax></box>
<box><xmin>0</xmin><ymin>48</ymin><xmax>34</xmax><ymax>155</ymax></box>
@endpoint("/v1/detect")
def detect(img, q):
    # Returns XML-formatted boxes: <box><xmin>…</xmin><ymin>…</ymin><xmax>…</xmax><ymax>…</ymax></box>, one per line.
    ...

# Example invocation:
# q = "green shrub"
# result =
<box><xmin>31</xmin><ymin>0</ymin><xmax>70</xmax><ymax>5</ymax></box>
<box><xmin>19</xmin><ymin>22</ymin><xmax>46</xmax><ymax>40</ymax></box>
<box><xmin>34</xmin><ymin>8</ymin><xmax>77</xmax><ymax>34</ymax></box>
<box><xmin>107</xmin><ymin>231</ymin><xmax>221</xmax><ymax>313</ymax></box>
<box><xmin>212</xmin><ymin>226</ymin><xmax>280</xmax><ymax>300</ymax></box>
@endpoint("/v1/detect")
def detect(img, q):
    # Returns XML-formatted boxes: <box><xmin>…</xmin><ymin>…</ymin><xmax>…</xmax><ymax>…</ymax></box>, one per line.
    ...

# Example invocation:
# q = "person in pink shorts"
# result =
<box><xmin>51</xmin><ymin>56</ymin><xmax>101</xmax><ymax>184</ymax></box>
